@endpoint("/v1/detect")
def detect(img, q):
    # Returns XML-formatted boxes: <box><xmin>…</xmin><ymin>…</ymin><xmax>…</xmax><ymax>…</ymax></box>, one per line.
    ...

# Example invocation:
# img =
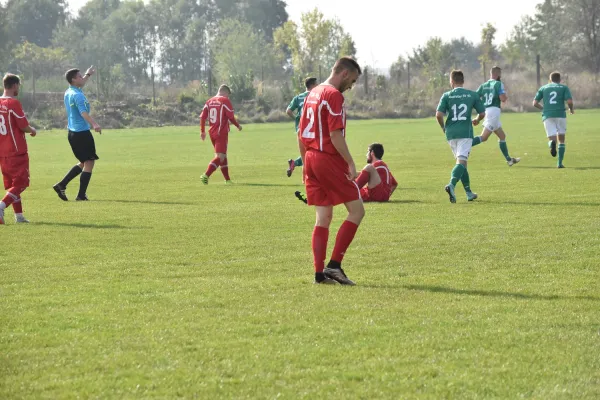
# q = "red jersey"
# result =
<box><xmin>200</xmin><ymin>96</ymin><xmax>239</xmax><ymax>136</ymax></box>
<box><xmin>298</xmin><ymin>84</ymin><xmax>346</xmax><ymax>155</ymax></box>
<box><xmin>0</xmin><ymin>96</ymin><xmax>29</xmax><ymax>157</ymax></box>
<box><xmin>372</xmin><ymin>160</ymin><xmax>397</xmax><ymax>197</ymax></box>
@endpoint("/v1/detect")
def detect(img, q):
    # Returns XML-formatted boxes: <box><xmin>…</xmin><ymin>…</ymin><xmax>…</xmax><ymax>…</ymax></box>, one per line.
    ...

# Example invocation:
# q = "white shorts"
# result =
<box><xmin>448</xmin><ymin>138</ymin><xmax>472</xmax><ymax>161</ymax></box>
<box><xmin>483</xmin><ymin>107</ymin><xmax>502</xmax><ymax>132</ymax></box>
<box><xmin>544</xmin><ymin>118</ymin><xmax>567</xmax><ymax>136</ymax></box>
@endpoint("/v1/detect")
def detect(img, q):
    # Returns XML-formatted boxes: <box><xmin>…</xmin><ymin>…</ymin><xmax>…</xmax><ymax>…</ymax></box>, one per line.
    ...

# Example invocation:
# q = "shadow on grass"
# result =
<box><xmin>34</xmin><ymin>221</ymin><xmax>147</xmax><ymax>230</ymax></box>
<box><xmin>495</xmin><ymin>200</ymin><xmax>600</xmax><ymax>207</ymax></box>
<box><xmin>402</xmin><ymin>284</ymin><xmax>600</xmax><ymax>302</ymax></box>
<box><xmin>94</xmin><ymin>199</ymin><xmax>195</xmax><ymax>205</ymax></box>
<box><xmin>519</xmin><ymin>166</ymin><xmax>600</xmax><ymax>170</ymax></box>
<box><xmin>384</xmin><ymin>199</ymin><xmax>424</xmax><ymax>204</ymax></box>
<box><xmin>238</xmin><ymin>183</ymin><xmax>300</xmax><ymax>187</ymax></box>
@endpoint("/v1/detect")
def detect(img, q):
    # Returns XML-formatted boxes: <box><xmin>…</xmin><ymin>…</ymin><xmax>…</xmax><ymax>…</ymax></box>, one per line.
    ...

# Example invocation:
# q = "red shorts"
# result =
<box><xmin>360</xmin><ymin>184</ymin><xmax>390</xmax><ymax>203</ymax></box>
<box><xmin>1</xmin><ymin>154</ymin><xmax>30</xmax><ymax>190</ymax></box>
<box><xmin>304</xmin><ymin>150</ymin><xmax>361</xmax><ymax>206</ymax></box>
<box><xmin>210</xmin><ymin>133</ymin><xmax>228</xmax><ymax>154</ymax></box>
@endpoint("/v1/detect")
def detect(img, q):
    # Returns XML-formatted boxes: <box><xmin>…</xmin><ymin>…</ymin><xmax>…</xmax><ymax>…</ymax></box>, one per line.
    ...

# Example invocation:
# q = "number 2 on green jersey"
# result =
<box><xmin>451</xmin><ymin>104</ymin><xmax>467</xmax><ymax>121</ymax></box>
<box><xmin>549</xmin><ymin>91</ymin><xmax>557</xmax><ymax>104</ymax></box>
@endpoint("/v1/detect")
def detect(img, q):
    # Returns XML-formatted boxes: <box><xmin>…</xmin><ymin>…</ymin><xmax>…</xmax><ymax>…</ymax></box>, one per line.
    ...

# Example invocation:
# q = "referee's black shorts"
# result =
<box><xmin>68</xmin><ymin>130</ymin><xmax>99</xmax><ymax>163</ymax></box>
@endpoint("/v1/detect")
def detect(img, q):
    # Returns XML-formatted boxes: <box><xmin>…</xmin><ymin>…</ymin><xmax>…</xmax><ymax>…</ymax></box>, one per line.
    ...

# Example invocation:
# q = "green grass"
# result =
<box><xmin>2</xmin><ymin>111</ymin><xmax>600</xmax><ymax>399</ymax></box>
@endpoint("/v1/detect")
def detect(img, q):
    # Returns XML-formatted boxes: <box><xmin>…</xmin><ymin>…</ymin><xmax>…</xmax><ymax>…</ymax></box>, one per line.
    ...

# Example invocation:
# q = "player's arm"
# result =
<box><xmin>472</xmin><ymin>98</ymin><xmax>486</xmax><ymax>126</ymax></box>
<box><xmin>330</xmin><ymin>130</ymin><xmax>357</xmax><ymax>180</ymax></box>
<box><xmin>533</xmin><ymin>89</ymin><xmax>543</xmax><ymax>110</ymax></box>
<box><xmin>566</xmin><ymin>88</ymin><xmax>574</xmax><ymax>114</ymax></box>
<box><xmin>286</xmin><ymin>97</ymin><xmax>297</xmax><ymax>119</ymax></box>
<box><xmin>298</xmin><ymin>135</ymin><xmax>306</xmax><ymax>165</ymax></box>
<box><xmin>435</xmin><ymin>95</ymin><xmax>447</xmax><ymax>133</ymax></box>
<box><xmin>80</xmin><ymin>111</ymin><xmax>101</xmax><ymax>134</ymax></box>
<box><xmin>13</xmin><ymin>103</ymin><xmax>36</xmax><ymax>136</ymax></box>
<box><xmin>200</xmin><ymin>105</ymin><xmax>208</xmax><ymax>140</ymax></box>
<box><xmin>225</xmin><ymin>101</ymin><xmax>242</xmax><ymax>131</ymax></box>
<box><xmin>74</xmin><ymin>93</ymin><xmax>101</xmax><ymax>133</ymax></box>
<box><xmin>435</xmin><ymin>111</ymin><xmax>445</xmax><ymax>133</ymax></box>
<box><xmin>499</xmin><ymin>82</ymin><xmax>508</xmax><ymax>103</ymax></box>
<box><xmin>81</xmin><ymin>66</ymin><xmax>95</xmax><ymax>87</ymax></box>
<box><xmin>23</xmin><ymin>125</ymin><xmax>37</xmax><ymax>137</ymax></box>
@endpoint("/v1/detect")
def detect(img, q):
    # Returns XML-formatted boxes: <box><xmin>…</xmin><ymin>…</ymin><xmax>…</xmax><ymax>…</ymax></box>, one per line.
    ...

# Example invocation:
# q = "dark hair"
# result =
<box><xmin>491</xmin><ymin>66</ymin><xmax>502</xmax><ymax>75</ymax></box>
<box><xmin>550</xmin><ymin>71</ymin><xmax>561</xmax><ymax>83</ymax></box>
<box><xmin>218</xmin><ymin>84</ymin><xmax>231</xmax><ymax>94</ymax></box>
<box><xmin>369</xmin><ymin>143</ymin><xmax>384</xmax><ymax>159</ymax></box>
<box><xmin>451</xmin><ymin>69</ymin><xmax>464</xmax><ymax>84</ymax></box>
<box><xmin>333</xmin><ymin>56</ymin><xmax>362</xmax><ymax>76</ymax></box>
<box><xmin>3</xmin><ymin>73</ymin><xmax>21</xmax><ymax>89</ymax></box>
<box><xmin>65</xmin><ymin>68</ymin><xmax>80</xmax><ymax>84</ymax></box>
<box><xmin>305</xmin><ymin>77</ymin><xmax>317</xmax><ymax>89</ymax></box>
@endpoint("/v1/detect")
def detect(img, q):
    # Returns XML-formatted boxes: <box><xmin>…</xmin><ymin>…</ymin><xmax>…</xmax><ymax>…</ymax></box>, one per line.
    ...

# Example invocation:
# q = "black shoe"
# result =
<box><xmin>295</xmin><ymin>191</ymin><xmax>308</xmax><ymax>204</ymax></box>
<box><xmin>550</xmin><ymin>140</ymin><xmax>557</xmax><ymax>157</ymax></box>
<box><xmin>324</xmin><ymin>267</ymin><xmax>356</xmax><ymax>286</ymax></box>
<box><xmin>314</xmin><ymin>277</ymin><xmax>338</xmax><ymax>285</ymax></box>
<box><xmin>52</xmin><ymin>184</ymin><xmax>68</xmax><ymax>201</ymax></box>
<box><xmin>75</xmin><ymin>195</ymin><xmax>89</xmax><ymax>201</ymax></box>
<box><xmin>558</xmin><ymin>164</ymin><xmax>565</xmax><ymax>168</ymax></box>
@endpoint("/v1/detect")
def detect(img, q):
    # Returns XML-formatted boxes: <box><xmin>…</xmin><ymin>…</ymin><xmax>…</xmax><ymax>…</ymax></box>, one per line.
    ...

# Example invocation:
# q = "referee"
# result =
<box><xmin>53</xmin><ymin>66</ymin><xmax>101</xmax><ymax>201</ymax></box>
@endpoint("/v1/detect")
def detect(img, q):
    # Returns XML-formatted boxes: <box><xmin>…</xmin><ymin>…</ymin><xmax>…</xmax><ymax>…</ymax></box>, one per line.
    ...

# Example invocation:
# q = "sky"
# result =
<box><xmin>66</xmin><ymin>0</ymin><xmax>541</xmax><ymax>69</ymax></box>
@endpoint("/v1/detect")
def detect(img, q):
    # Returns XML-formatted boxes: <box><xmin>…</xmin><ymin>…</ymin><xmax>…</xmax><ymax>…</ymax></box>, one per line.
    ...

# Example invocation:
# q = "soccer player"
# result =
<box><xmin>298</xmin><ymin>56</ymin><xmax>363</xmax><ymax>285</ymax></box>
<box><xmin>200</xmin><ymin>84</ymin><xmax>242</xmax><ymax>184</ymax></box>
<box><xmin>0</xmin><ymin>74</ymin><xmax>37</xmax><ymax>224</ymax></box>
<box><xmin>533</xmin><ymin>71</ymin><xmax>574</xmax><ymax>168</ymax></box>
<box><xmin>355</xmin><ymin>143</ymin><xmax>398</xmax><ymax>202</ymax></box>
<box><xmin>436</xmin><ymin>70</ymin><xmax>486</xmax><ymax>203</ymax></box>
<box><xmin>53</xmin><ymin>66</ymin><xmax>101</xmax><ymax>201</ymax></box>
<box><xmin>471</xmin><ymin>66</ymin><xmax>520</xmax><ymax>166</ymax></box>
<box><xmin>286</xmin><ymin>77</ymin><xmax>318</xmax><ymax>177</ymax></box>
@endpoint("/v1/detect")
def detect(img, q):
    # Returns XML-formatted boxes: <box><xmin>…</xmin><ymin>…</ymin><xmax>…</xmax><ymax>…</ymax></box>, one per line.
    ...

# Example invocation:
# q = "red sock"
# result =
<box><xmin>355</xmin><ymin>170</ymin><xmax>369</xmax><ymax>187</ymax></box>
<box><xmin>205</xmin><ymin>157</ymin><xmax>221</xmax><ymax>177</ymax></box>
<box><xmin>331</xmin><ymin>220</ymin><xmax>359</xmax><ymax>263</ymax></box>
<box><xmin>12</xmin><ymin>198</ymin><xmax>22</xmax><ymax>214</ymax></box>
<box><xmin>312</xmin><ymin>226</ymin><xmax>329</xmax><ymax>273</ymax></box>
<box><xmin>1</xmin><ymin>191</ymin><xmax>18</xmax><ymax>208</ymax></box>
<box><xmin>221</xmin><ymin>157</ymin><xmax>230</xmax><ymax>181</ymax></box>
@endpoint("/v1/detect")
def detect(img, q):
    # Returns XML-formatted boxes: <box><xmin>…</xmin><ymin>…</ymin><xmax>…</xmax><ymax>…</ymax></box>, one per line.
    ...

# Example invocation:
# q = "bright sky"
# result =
<box><xmin>66</xmin><ymin>0</ymin><xmax>541</xmax><ymax>69</ymax></box>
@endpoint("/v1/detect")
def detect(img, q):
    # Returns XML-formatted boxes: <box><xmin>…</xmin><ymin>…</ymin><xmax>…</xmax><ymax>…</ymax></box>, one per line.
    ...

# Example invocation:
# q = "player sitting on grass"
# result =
<box><xmin>355</xmin><ymin>143</ymin><xmax>397</xmax><ymax>202</ymax></box>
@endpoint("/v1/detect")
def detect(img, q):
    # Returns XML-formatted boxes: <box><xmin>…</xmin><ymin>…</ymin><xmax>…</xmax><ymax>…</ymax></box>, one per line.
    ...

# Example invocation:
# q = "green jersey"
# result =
<box><xmin>477</xmin><ymin>79</ymin><xmax>506</xmax><ymax>108</ymax></box>
<box><xmin>534</xmin><ymin>83</ymin><xmax>572</xmax><ymax>121</ymax></box>
<box><xmin>437</xmin><ymin>87</ymin><xmax>485</xmax><ymax>140</ymax></box>
<box><xmin>287</xmin><ymin>91</ymin><xmax>309</xmax><ymax>132</ymax></box>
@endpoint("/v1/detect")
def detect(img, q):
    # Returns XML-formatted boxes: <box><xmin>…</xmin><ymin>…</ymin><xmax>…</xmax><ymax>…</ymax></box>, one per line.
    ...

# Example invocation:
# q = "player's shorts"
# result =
<box><xmin>0</xmin><ymin>153</ymin><xmax>30</xmax><ymax>189</ymax></box>
<box><xmin>360</xmin><ymin>185</ymin><xmax>390</xmax><ymax>203</ymax></box>
<box><xmin>210</xmin><ymin>133</ymin><xmax>229</xmax><ymax>154</ymax></box>
<box><xmin>68</xmin><ymin>130</ymin><xmax>99</xmax><ymax>163</ymax></box>
<box><xmin>543</xmin><ymin>118</ymin><xmax>567</xmax><ymax>136</ymax></box>
<box><xmin>483</xmin><ymin>107</ymin><xmax>502</xmax><ymax>132</ymax></box>
<box><xmin>304</xmin><ymin>150</ymin><xmax>361</xmax><ymax>206</ymax></box>
<box><xmin>448</xmin><ymin>138</ymin><xmax>472</xmax><ymax>161</ymax></box>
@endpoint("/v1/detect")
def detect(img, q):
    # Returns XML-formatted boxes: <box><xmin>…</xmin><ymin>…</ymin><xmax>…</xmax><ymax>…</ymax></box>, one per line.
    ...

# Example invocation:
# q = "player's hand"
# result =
<box><xmin>85</xmin><ymin>66</ymin><xmax>96</xmax><ymax>77</ymax></box>
<box><xmin>472</xmin><ymin>118</ymin><xmax>480</xmax><ymax>126</ymax></box>
<box><xmin>201</xmin><ymin>131</ymin><xmax>206</xmax><ymax>141</ymax></box>
<box><xmin>93</xmin><ymin>123</ymin><xmax>102</xmax><ymax>134</ymax></box>
<box><xmin>347</xmin><ymin>162</ymin><xmax>358</xmax><ymax>181</ymax></box>
<box><xmin>570</xmin><ymin>109</ymin><xmax>575</xmax><ymax>115</ymax></box>
<box><xmin>237</xmin><ymin>125</ymin><xmax>243</xmax><ymax>131</ymax></box>
<box><xmin>29</xmin><ymin>127</ymin><xmax>37</xmax><ymax>137</ymax></box>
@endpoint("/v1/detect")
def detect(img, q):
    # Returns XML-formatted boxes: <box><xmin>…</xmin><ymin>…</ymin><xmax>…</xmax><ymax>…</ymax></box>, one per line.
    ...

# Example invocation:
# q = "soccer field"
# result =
<box><xmin>2</xmin><ymin>111</ymin><xmax>600</xmax><ymax>399</ymax></box>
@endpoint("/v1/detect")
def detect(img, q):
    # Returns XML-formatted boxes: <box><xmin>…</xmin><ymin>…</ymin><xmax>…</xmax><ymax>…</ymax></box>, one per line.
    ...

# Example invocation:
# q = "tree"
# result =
<box><xmin>410</xmin><ymin>38</ymin><xmax>456</xmax><ymax>92</ymax></box>
<box><xmin>479</xmin><ymin>23</ymin><xmax>497</xmax><ymax>77</ymax></box>
<box><xmin>568</xmin><ymin>0</ymin><xmax>600</xmax><ymax>74</ymax></box>
<box><xmin>3</xmin><ymin>0</ymin><xmax>68</xmax><ymax>47</ymax></box>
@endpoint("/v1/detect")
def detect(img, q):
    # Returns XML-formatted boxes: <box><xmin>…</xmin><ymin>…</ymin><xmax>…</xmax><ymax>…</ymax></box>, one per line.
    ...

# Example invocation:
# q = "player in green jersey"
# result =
<box><xmin>286</xmin><ymin>77</ymin><xmax>318</xmax><ymax>177</ymax></box>
<box><xmin>471</xmin><ymin>66</ymin><xmax>520</xmax><ymax>166</ymax></box>
<box><xmin>533</xmin><ymin>71</ymin><xmax>574</xmax><ymax>168</ymax></box>
<box><xmin>436</xmin><ymin>70</ymin><xmax>486</xmax><ymax>203</ymax></box>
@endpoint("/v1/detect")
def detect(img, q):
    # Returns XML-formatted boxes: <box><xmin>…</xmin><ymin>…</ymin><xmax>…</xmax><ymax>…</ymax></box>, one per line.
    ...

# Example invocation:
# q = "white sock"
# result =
<box><xmin>0</xmin><ymin>201</ymin><xmax>6</xmax><ymax>210</ymax></box>
<box><xmin>16</xmin><ymin>213</ymin><xmax>23</xmax><ymax>218</ymax></box>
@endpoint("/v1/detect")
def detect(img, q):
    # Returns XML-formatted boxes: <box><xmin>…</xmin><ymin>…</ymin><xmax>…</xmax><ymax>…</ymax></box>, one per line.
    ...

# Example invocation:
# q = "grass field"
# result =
<box><xmin>1</xmin><ymin>111</ymin><xmax>600</xmax><ymax>399</ymax></box>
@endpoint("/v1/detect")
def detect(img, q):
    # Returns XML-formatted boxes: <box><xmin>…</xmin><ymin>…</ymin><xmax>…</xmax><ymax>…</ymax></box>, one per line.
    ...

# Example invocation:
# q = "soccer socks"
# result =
<box><xmin>78</xmin><ymin>172</ymin><xmax>92</xmax><ymax>199</ymax></box>
<box><xmin>58</xmin><ymin>165</ymin><xmax>83</xmax><ymax>187</ymax></box>
<box><xmin>12</xmin><ymin>197</ymin><xmax>23</xmax><ymax>214</ymax></box>
<box><xmin>331</xmin><ymin>220</ymin><xmax>359</xmax><ymax>264</ymax></box>
<box><xmin>460</xmin><ymin>169</ymin><xmax>471</xmax><ymax>192</ymax></box>
<box><xmin>472</xmin><ymin>136</ymin><xmax>482</xmax><ymax>146</ymax></box>
<box><xmin>558</xmin><ymin>144</ymin><xmax>566</xmax><ymax>166</ymax></box>
<box><xmin>294</xmin><ymin>157</ymin><xmax>303</xmax><ymax>167</ymax></box>
<box><xmin>205</xmin><ymin>157</ymin><xmax>221</xmax><ymax>177</ymax></box>
<box><xmin>312</xmin><ymin>226</ymin><xmax>329</xmax><ymax>274</ymax></box>
<box><xmin>220</xmin><ymin>157</ymin><xmax>230</xmax><ymax>181</ymax></box>
<box><xmin>355</xmin><ymin>170</ymin><xmax>370</xmax><ymax>188</ymax></box>
<box><xmin>499</xmin><ymin>140</ymin><xmax>511</xmax><ymax>161</ymax></box>
<box><xmin>450</xmin><ymin>164</ymin><xmax>466</xmax><ymax>187</ymax></box>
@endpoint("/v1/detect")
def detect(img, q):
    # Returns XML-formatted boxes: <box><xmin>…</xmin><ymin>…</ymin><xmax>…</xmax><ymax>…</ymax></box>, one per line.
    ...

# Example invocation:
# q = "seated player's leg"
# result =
<box><xmin>544</xmin><ymin>119</ymin><xmax>559</xmax><ymax>157</ymax></box>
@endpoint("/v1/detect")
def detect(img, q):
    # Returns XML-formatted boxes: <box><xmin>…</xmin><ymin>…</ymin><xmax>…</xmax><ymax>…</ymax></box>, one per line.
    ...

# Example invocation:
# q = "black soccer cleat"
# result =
<box><xmin>557</xmin><ymin>164</ymin><xmax>565</xmax><ymax>169</ymax></box>
<box><xmin>324</xmin><ymin>267</ymin><xmax>356</xmax><ymax>286</ymax></box>
<box><xmin>75</xmin><ymin>195</ymin><xmax>89</xmax><ymax>201</ymax></box>
<box><xmin>295</xmin><ymin>191</ymin><xmax>308</xmax><ymax>204</ymax></box>
<box><xmin>53</xmin><ymin>184</ymin><xmax>68</xmax><ymax>201</ymax></box>
<box><xmin>550</xmin><ymin>140</ymin><xmax>557</xmax><ymax>157</ymax></box>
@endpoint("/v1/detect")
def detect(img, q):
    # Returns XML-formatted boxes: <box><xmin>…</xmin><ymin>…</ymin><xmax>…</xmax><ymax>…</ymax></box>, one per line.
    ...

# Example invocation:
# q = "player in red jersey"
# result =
<box><xmin>298</xmin><ymin>57</ymin><xmax>363</xmax><ymax>285</ymax></box>
<box><xmin>355</xmin><ymin>143</ymin><xmax>398</xmax><ymax>202</ymax></box>
<box><xmin>0</xmin><ymin>74</ymin><xmax>37</xmax><ymax>224</ymax></box>
<box><xmin>199</xmin><ymin>85</ymin><xmax>242</xmax><ymax>184</ymax></box>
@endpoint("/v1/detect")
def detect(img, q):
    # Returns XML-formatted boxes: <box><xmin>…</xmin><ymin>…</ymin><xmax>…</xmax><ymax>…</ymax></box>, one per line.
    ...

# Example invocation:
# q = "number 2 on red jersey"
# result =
<box><xmin>301</xmin><ymin>107</ymin><xmax>315</xmax><ymax>138</ymax></box>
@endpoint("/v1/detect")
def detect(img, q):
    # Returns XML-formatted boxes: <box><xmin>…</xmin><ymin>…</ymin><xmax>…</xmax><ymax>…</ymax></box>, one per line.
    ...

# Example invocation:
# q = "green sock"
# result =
<box><xmin>499</xmin><ymin>140</ymin><xmax>511</xmax><ymax>161</ymax></box>
<box><xmin>558</xmin><ymin>144</ymin><xmax>566</xmax><ymax>165</ymax></box>
<box><xmin>294</xmin><ymin>157</ymin><xmax>303</xmax><ymax>167</ymax></box>
<box><xmin>450</xmin><ymin>164</ymin><xmax>466</xmax><ymax>187</ymax></box>
<box><xmin>472</xmin><ymin>136</ymin><xmax>482</xmax><ymax>146</ymax></box>
<box><xmin>461</xmin><ymin>168</ymin><xmax>471</xmax><ymax>192</ymax></box>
